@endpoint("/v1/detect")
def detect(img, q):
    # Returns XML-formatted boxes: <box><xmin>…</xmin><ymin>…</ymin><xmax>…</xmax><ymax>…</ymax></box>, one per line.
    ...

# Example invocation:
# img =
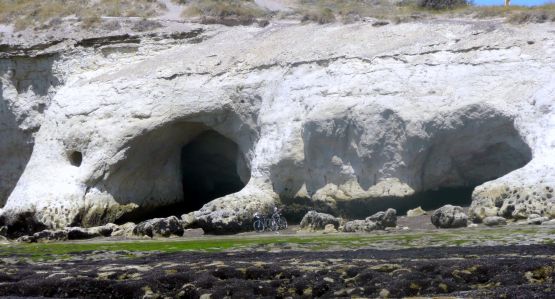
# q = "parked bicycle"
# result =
<box><xmin>253</xmin><ymin>212</ymin><xmax>266</xmax><ymax>232</ymax></box>
<box><xmin>252</xmin><ymin>208</ymin><xmax>288</xmax><ymax>232</ymax></box>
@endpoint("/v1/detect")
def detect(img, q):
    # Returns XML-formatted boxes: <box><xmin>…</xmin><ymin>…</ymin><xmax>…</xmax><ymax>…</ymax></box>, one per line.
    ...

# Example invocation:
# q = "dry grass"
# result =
<box><xmin>296</xmin><ymin>0</ymin><xmax>422</xmax><ymax>24</ymax></box>
<box><xmin>467</xmin><ymin>4</ymin><xmax>555</xmax><ymax>24</ymax></box>
<box><xmin>0</xmin><ymin>0</ymin><xmax>165</xmax><ymax>31</ymax></box>
<box><xmin>181</xmin><ymin>0</ymin><xmax>266</xmax><ymax>19</ymax></box>
<box><xmin>1</xmin><ymin>0</ymin><xmax>554</xmax><ymax>31</ymax></box>
<box><xmin>294</xmin><ymin>1</ymin><xmax>555</xmax><ymax>24</ymax></box>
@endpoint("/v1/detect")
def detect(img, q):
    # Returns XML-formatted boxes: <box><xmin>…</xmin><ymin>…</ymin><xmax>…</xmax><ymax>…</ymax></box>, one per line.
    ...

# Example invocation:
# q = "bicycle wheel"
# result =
<box><xmin>269</xmin><ymin>218</ymin><xmax>279</xmax><ymax>232</ymax></box>
<box><xmin>253</xmin><ymin>220</ymin><xmax>264</xmax><ymax>232</ymax></box>
<box><xmin>279</xmin><ymin>216</ymin><xmax>288</xmax><ymax>230</ymax></box>
<box><xmin>264</xmin><ymin>218</ymin><xmax>272</xmax><ymax>231</ymax></box>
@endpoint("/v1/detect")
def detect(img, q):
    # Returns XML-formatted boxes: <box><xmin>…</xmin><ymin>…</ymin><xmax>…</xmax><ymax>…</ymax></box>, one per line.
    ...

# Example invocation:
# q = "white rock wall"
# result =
<box><xmin>1</xmin><ymin>21</ymin><xmax>554</xmax><ymax>232</ymax></box>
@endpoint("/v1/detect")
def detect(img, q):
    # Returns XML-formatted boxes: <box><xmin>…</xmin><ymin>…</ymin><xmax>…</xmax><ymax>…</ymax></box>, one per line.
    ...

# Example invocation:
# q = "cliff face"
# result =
<box><xmin>1</xmin><ymin>20</ymin><xmax>554</xmax><ymax>233</ymax></box>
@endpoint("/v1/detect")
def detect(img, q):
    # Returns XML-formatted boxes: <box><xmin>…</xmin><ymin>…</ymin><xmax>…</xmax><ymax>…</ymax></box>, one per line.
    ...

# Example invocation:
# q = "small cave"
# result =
<box><xmin>336</xmin><ymin>111</ymin><xmax>533</xmax><ymax>219</ymax></box>
<box><xmin>180</xmin><ymin>130</ymin><xmax>247</xmax><ymax>213</ymax></box>
<box><xmin>112</xmin><ymin>126</ymin><xmax>250</xmax><ymax>223</ymax></box>
<box><xmin>68</xmin><ymin>151</ymin><xmax>83</xmax><ymax>167</ymax></box>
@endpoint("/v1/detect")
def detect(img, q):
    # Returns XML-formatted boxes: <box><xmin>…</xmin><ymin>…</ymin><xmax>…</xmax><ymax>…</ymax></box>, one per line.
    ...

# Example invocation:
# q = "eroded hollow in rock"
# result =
<box><xmin>314</xmin><ymin>110</ymin><xmax>533</xmax><ymax>219</ymax></box>
<box><xmin>181</xmin><ymin>131</ymin><xmax>246</xmax><ymax>213</ymax></box>
<box><xmin>110</xmin><ymin>124</ymin><xmax>250</xmax><ymax>224</ymax></box>
<box><xmin>68</xmin><ymin>151</ymin><xmax>83</xmax><ymax>167</ymax></box>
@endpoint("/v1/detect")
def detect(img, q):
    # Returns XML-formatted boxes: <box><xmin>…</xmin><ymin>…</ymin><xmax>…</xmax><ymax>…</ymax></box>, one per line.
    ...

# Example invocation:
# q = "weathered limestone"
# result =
<box><xmin>133</xmin><ymin>216</ymin><xmax>184</xmax><ymax>238</ymax></box>
<box><xmin>431</xmin><ymin>205</ymin><xmax>468</xmax><ymax>229</ymax></box>
<box><xmin>483</xmin><ymin>216</ymin><xmax>507</xmax><ymax>226</ymax></box>
<box><xmin>366</xmin><ymin>208</ymin><xmax>397</xmax><ymax>229</ymax></box>
<box><xmin>300</xmin><ymin>211</ymin><xmax>341</xmax><ymax>231</ymax></box>
<box><xmin>407</xmin><ymin>207</ymin><xmax>427</xmax><ymax>217</ymax></box>
<box><xmin>342</xmin><ymin>220</ymin><xmax>377</xmax><ymax>233</ymax></box>
<box><xmin>0</xmin><ymin>20</ymin><xmax>554</xmax><ymax>234</ymax></box>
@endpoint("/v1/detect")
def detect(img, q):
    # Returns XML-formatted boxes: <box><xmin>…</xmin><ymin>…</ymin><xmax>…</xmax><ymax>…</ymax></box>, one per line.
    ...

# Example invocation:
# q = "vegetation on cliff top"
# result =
<box><xmin>0</xmin><ymin>0</ymin><xmax>164</xmax><ymax>31</ymax></box>
<box><xmin>0</xmin><ymin>0</ymin><xmax>554</xmax><ymax>32</ymax></box>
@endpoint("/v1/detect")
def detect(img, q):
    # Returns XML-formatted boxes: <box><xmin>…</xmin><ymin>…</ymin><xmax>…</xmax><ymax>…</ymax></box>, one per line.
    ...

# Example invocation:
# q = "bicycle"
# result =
<box><xmin>269</xmin><ymin>208</ymin><xmax>287</xmax><ymax>231</ymax></box>
<box><xmin>253</xmin><ymin>213</ymin><xmax>265</xmax><ymax>233</ymax></box>
<box><xmin>253</xmin><ymin>208</ymin><xmax>288</xmax><ymax>232</ymax></box>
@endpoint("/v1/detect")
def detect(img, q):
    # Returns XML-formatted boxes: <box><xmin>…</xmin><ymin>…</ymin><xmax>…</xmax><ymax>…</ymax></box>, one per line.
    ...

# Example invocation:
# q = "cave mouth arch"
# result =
<box><xmin>180</xmin><ymin>130</ymin><xmax>247</xmax><ymax>213</ymax></box>
<box><xmin>110</xmin><ymin>124</ymin><xmax>251</xmax><ymax>224</ymax></box>
<box><xmin>333</xmin><ymin>112</ymin><xmax>533</xmax><ymax>219</ymax></box>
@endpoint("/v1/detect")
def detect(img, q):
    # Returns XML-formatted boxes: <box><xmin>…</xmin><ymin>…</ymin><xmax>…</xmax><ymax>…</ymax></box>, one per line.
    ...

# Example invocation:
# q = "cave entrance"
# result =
<box><xmin>109</xmin><ymin>124</ymin><xmax>250</xmax><ymax>224</ymax></box>
<box><xmin>180</xmin><ymin>130</ymin><xmax>247</xmax><ymax>213</ymax></box>
<box><xmin>336</xmin><ymin>114</ymin><xmax>533</xmax><ymax>218</ymax></box>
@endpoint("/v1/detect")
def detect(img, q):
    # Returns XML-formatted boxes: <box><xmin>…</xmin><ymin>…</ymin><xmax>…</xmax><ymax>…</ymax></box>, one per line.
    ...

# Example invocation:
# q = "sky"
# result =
<box><xmin>474</xmin><ymin>0</ymin><xmax>553</xmax><ymax>5</ymax></box>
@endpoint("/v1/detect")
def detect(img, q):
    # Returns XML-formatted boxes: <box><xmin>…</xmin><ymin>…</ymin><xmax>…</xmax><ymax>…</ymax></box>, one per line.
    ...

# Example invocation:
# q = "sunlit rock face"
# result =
<box><xmin>0</xmin><ymin>55</ymin><xmax>62</xmax><ymax>207</ymax></box>
<box><xmin>0</xmin><ymin>20</ymin><xmax>554</xmax><ymax>233</ymax></box>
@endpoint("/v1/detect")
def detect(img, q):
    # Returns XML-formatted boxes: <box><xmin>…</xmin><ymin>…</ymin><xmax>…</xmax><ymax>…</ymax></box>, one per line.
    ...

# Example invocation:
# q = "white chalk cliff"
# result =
<box><xmin>1</xmin><ymin>20</ymin><xmax>554</xmax><ymax>233</ymax></box>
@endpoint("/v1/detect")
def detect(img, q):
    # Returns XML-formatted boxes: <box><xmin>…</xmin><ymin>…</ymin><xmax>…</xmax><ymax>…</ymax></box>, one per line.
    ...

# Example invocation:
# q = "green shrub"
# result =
<box><xmin>417</xmin><ymin>0</ymin><xmax>471</xmax><ymax>10</ymax></box>
<box><xmin>302</xmin><ymin>7</ymin><xmax>336</xmax><ymax>24</ymax></box>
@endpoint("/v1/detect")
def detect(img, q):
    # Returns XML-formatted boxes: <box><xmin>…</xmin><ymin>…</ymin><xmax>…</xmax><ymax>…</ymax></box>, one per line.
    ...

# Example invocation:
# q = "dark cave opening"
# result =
<box><xmin>335</xmin><ymin>187</ymin><xmax>477</xmax><ymax>219</ymax></box>
<box><xmin>113</xmin><ymin>128</ymin><xmax>249</xmax><ymax>224</ymax></box>
<box><xmin>180</xmin><ymin>130</ymin><xmax>247</xmax><ymax>213</ymax></box>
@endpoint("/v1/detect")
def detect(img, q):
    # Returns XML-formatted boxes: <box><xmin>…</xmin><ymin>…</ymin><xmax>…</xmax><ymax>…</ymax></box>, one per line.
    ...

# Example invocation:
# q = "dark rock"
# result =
<box><xmin>66</xmin><ymin>223</ymin><xmax>116</xmax><ymax>240</ymax></box>
<box><xmin>133</xmin><ymin>216</ymin><xmax>184</xmax><ymax>238</ymax></box>
<box><xmin>366</xmin><ymin>208</ymin><xmax>397</xmax><ymax>229</ymax></box>
<box><xmin>18</xmin><ymin>229</ymin><xmax>69</xmax><ymax>242</ymax></box>
<box><xmin>300</xmin><ymin>211</ymin><xmax>341</xmax><ymax>230</ymax></box>
<box><xmin>342</xmin><ymin>220</ymin><xmax>377</xmax><ymax>233</ymax></box>
<box><xmin>431</xmin><ymin>205</ymin><xmax>468</xmax><ymax>228</ymax></box>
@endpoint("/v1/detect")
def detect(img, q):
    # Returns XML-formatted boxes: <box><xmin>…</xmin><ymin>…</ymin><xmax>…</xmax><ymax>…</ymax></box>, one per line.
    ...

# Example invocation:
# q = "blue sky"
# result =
<box><xmin>474</xmin><ymin>0</ymin><xmax>553</xmax><ymax>5</ymax></box>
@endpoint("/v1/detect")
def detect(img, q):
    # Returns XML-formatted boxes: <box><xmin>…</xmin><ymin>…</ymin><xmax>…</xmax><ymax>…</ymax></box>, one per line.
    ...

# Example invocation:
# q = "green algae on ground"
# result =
<box><xmin>1</xmin><ymin>225</ymin><xmax>554</xmax><ymax>260</ymax></box>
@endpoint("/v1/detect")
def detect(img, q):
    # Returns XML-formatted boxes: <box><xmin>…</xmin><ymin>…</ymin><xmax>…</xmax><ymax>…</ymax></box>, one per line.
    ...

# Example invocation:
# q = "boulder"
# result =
<box><xmin>406</xmin><ymin>207</ymin><xmax>426</xmax><ymax>217</ymax></box>
<box><xmin>111</xmin><ymin>222</ymin><xmax>137</xmax><ymax>237</ymax></box>
<box><xmin>133</xmin><ymin>216</ymin><xmax>184</xmax><ymax>238</ymax></box>
<box><xmin>323</xmin><ymin>224</ymin><xmax>337</xmax><ymax>234</ymax></box>
<box><xmin>300</xmin><ymin>211</ymin><xmax>341</xmax><ymax>231</ymax></box>
<box><xmin>483</xmin><ymin>216</ymin><xmax>507</xmax><ymax>226</ymax></box>
<box><xmin>527</xmin><ymin>216</ymin><xmax>549</xmax><ymax>225</ymax></box>
<box><xmin>19</xmin><ymin>229</ymin><xmax>69</xmax><ymax>243</ymax></box>
<box><xmin>342</xmin><ymin>220</ymin><xmax>377</xmax><ymax>233</ymax></box>
<box><xmin>181</xmin><ymin>212</ymin><xmax>197</xmax><ymax>229</ymax></box>
<box><xmin>366</xmin><ymin>208</ymin><xmax>397</xmax><ymax>229</ymax></box>
<box><xmin>66</xmin><ymin>223</ymin><xmax>117</xmax><ymax>240</ymax></box>
<box><xmin>431</xmin><ymin>205</ymin><xmax>468</xmax><ymax>229</ymax></box>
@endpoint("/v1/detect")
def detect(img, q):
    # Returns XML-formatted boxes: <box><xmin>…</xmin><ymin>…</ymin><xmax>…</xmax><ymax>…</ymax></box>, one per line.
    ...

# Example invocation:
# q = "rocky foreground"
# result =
<box><xmin>0</xmin><ymin>213</ymin><xmax>554</xmax><ymax>298</ymax></box>
<box><xmin>0</xmin><ymin>236</ymin><xmax>554</xmax><ymax>298</ymax></box>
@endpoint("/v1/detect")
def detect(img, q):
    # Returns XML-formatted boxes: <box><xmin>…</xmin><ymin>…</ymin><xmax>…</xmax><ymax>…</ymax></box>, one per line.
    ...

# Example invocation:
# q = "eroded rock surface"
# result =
<box><xmin>431</xmin><ymin>205</ymin><xmax>468</xmax><ymax>229</ymax></box>
<box><xmin>366</xmin><ymin>208</ymin><xmax>397</xmax><ymax>229</ymax></box>
<box><xmin>483</xmin><ymin>216</ymin><xmax>507</xmax><ymax>227</ymax></box>
<box><xmin>0</xmin><ymin>19</ymin><xmax>554</xmax><ymax>234</ymax></box>
<box><xmin>300</xmin><ymin>211</ymin><xmax>341</xmax><ymax>231</ymax></box>
<box><xmin>133</xmin><ymin>216</ymin><xmax>184</xmax><ymax>238</ymax></box>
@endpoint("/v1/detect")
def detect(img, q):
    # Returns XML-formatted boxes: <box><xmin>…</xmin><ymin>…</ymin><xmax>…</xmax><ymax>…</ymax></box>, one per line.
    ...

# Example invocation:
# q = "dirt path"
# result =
<box><xmin>255</xmin><ymin>0</ymin><xmax>294</xmax><ymax>12</ymax></box>
<box><xmin>157</xmin><ymin>0</ymin><xmax>184</xmax><ymax>21</ymax></box>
